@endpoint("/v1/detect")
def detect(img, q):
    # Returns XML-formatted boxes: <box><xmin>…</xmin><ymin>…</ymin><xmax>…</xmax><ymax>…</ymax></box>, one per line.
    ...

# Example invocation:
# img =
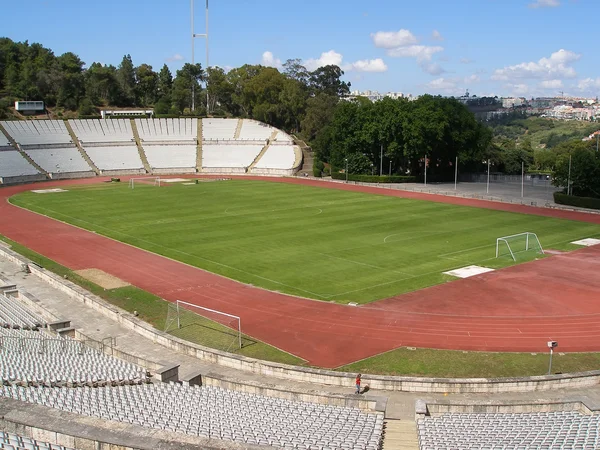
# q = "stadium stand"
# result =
<box><xmin>201</xmin><ymin>144</ymin><xmax>264</xmax><ymax>173</ymax></box>
<box><xmin>0</xmin><ymin>293</ymin><xmax>46</xmax><ymax>330</ymax></box>
<box><xmin>252</xmin><ymin>145</ymin><xmax>297</xmax><ymax>172</ymax></box>
<box><xmin>0</xmin><ymin>149</ymin><xmax>42</xmax><ymax>181</ymax></box>
<box><xmin>1</xmin><ymin>383</ymin><xmax>384</xmax><ymax>449</ymax></box>
<box><xmin>69</xmin><ymin>119</ymin><xmax>144</xmax><ymax>174</ymax></box>
<box><xmin>0</xmin><ymin>290</ymin><xmax>383</xmax><ymax>449</ymax></box>
<box><xmin>0</xmin><ymin>431</ymin><xmax>75</xmax><ymax>450</ymax></box>
<box><xmin>0</xmin><ymin>120</ymin><xmax>94</xmax><ymax>178</ymax></box>
<box><xmin>237</xmin><ymin>119</ymin><xmax>272</xmax><ymax>141</ymax></box>
<box><xmin>417</xmin><ymin>411</ymin><xmax>600</xmax><ymax>449</ymax></box>
<box><xmin>134</xmin><ymin>119</ymin><xmax>198</xmax><ymax>173</ymax></box>
<box><xmin>201</xmin><ymin>118</ymin><xmax>237</xmax><ymax>140</ymax></box>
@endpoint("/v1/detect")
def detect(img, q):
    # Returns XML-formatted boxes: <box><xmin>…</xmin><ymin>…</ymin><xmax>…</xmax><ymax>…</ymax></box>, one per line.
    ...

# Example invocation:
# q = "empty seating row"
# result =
<box><xmin>202</xmin><ymin>118</ymin><xmax>237</xmax><ymax>140</ymax></box>
<box><xmin>201</xmin><ymin>144</ymin><xmax>263</xmax><ymax>170</ymax></box>
<box><xmin>0</xmin><ymin>294</ymin><xmax>46</xmax><ymax>330</ymax></box>
<box><xmin>253</xmin><ymin>145</ymin><xmax>296</xmax><ymax>170</ymax></box>
<box><xmin>0</xmin><ymin>431</ymin><xmax>74</xmax><ymax>450</ymax></box>
<box><xmin>21</xmin><ymin>148</ymin><xmax>91</xmax><ymax>174</ymax></box>
<box><xmin>83</xmin><ymin>146</ymin><xmax>144</xmax><ymax>171</ymax></box>
<box><xmin>0</xmin><ymin>151</ymin><xmax>40</xmax><ymax>178</ymax></box>
<box><xmin>69</xmin><ymin>119</ymin><xmax>134</xmax><ymax>143</ymax></box>
<box><xmin>237</xmin><ymin>120</ymin><xmax>272</xmax><ymax>140</ymax></box>
<box><xmin>135</xmin><ymin>119</ymin><xmax>197</xmax><ymax>142</ymax></box>
<box><xmin>1</xmin><ymin>333</ymin><xmax>148</xmax><ymax>386</ymax></box>
<box><xmin>0</xmin><ymin>383</ymin><xmax>383</xmax><ymax>450</ymax></box>
<box><xmin>417</xmin><ymin>411</ymin><xmax>600</xmax><ymax>450</ymax></box>
<box><xmin>0</xmin><ymin>121</ymin><xmax>71</xmax><ymax>146</ymax></box>
<box><xmin>144</xmin><ymin>145</ymin><xmax>197</xmax><ymax>169</ymax></box>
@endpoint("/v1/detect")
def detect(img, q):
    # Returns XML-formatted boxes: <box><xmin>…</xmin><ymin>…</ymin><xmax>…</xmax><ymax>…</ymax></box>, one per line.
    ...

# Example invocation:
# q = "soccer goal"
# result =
<box><xmin>129</xmin><ymin>177</ymin><xmax>161</xmax><ymax>189</ymax></box>
<box><xmin>164</xmin><ymin>300</ymin><xmax>242</xmax><ymax>350</ymax></box>
<box><xmin>496</xmin><ymin>232</ymin><xmax>544</xmax><ymax>261</ymax></box>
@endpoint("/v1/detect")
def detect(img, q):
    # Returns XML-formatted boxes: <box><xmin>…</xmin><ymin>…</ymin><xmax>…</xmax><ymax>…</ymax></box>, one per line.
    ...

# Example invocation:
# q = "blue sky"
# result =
<box><xmin>3</xmin><ymin>0</ymin><xmax>599</xmax><ymax>98</ymax></box>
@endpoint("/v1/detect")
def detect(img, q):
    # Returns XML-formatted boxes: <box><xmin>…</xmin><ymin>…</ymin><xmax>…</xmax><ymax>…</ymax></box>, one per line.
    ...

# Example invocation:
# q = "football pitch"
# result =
<box><xmin>10</xmin><ymin>179</ymin><xmax>600</xmax><ymax>304</ymax></box>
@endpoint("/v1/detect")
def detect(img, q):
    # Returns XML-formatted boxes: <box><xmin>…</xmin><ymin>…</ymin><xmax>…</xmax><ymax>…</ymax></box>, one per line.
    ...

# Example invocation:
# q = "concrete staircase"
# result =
<box><xmin>247</xmin><ymin>129</ymin><xmax>277</xmax><ymax>172</ymax></box>
<box><xmin>64</xmin><ymin>120</ymin><xmax>100</xmax><ymax>175</ymax></box>
<box><xmin>0</xmin><ymin>122</ymin><xmax>49</xmax><ymax>178</ymax></box>
<box><xmin>234</xmin><ymin>118</ymin><xmax>243</xmax><ymax>139</ymax></box>
<box><xmin>295</xmin><ymin>139</ymin><xmax>314</xmax><ymax>176</ymax></box>
<box><xmin>130</xmin><ymin>119</ymin><xmax>152</xmax><ymax>173</ymax></box>
<box><xmin>196</xmin><ymin>118</ymin><xmax>203</xmax><ymax>172</ymax></box>
<box><xmin>381</xmin><ymin>420</ymin><xmax>419</xmax><ymax>450</ymax></box>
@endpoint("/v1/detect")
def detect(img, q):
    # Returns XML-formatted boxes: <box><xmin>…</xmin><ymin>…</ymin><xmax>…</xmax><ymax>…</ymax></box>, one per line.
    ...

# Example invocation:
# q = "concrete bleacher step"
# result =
<box><xmin>248</xmin><ymin>129</ymin><xmax>278</xmax><ymax>171</ymax></box>
<box><xmin>233</xmin><ymin>118</ymin><xmax>243</xmax><ymax>139</ymax></box>
<box><xmin>381</xmin><ymin>420</ymin><xmax>419</xmax><ymax>450</ymax></box>
<box><xmin>196</xmin><ymin>118</ymin><xmax>203</xmax><ymax>172</ymax></box>
<box><xmin>130</xmin><ymin>119</ymin><xmax>152</xmax><ymax>173</ymax></box>
<box><xmin>64</xmin><ymin>121</ymin><xmax>100</xmax><ymax>175</ymax></box>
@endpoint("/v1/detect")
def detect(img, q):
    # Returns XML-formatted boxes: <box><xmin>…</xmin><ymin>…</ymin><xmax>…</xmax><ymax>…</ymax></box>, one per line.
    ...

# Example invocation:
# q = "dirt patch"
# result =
<box><xmin>74</xmin><ymin>268</ymin><xmax>130</xmax><ymax>290</ymax></box>
<box><xmin>544</xmin><ymin>249</ymin><xmax>566</xmax><ymax>255</ymax></box>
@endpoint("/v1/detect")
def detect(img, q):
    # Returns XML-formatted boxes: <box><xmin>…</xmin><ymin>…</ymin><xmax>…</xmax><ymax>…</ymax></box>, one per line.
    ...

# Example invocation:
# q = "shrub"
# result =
<box><xmin>111</xmin><ymin>178</ymin><xmax>121</xmax><ymax>183</ymax></box>
<box><xmin>331</xmin><ymin>172</ymin><xmax>417</xmax><ymax>183</ymax></box>
<box><xmin>313</xmin><ymin>160</ymin><xmax>324</xmax><ymax>177</ymax></box>
<box><xmin>553</xmin><ymin>192</ymin><xmax>600</xmax><ymax>210</ymax></box>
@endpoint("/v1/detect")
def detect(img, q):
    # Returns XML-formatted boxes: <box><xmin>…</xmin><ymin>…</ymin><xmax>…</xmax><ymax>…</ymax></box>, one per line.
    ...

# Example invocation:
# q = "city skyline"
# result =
<box><xmin>2</xmin><ymin>0</ymin><xmax>599</xmax><ymax>98</ymax></box>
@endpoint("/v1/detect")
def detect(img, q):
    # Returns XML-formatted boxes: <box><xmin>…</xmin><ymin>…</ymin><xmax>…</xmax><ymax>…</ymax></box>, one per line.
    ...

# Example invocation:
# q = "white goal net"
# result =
<box><xmin>164</xmin><ymin>300</ymin><xmax>242</xmax><ymax>351</ymax></box>
<box><xmin>496</xmin><ymin>232</ymin><xmax>544</xmax><ymax>261</ymax></box>
<box><xmin>129</xmin><ymin>177</ymin><xmax>161</xmax><ymax>189</ymax></box>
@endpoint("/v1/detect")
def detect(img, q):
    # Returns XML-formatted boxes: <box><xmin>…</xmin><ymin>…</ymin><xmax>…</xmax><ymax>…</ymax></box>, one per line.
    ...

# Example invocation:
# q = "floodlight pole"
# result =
<box><xmin>191</xmin><ymin>0</ymin><xmax>209</xmax><ymax>114</ymax></box>
<box><xmin>389</xmin><ymin>160</ymin><xmax>392</xmax><ymax>177</ymax></box>
<box><xmin>454</xmin><ymin>156</ymin><xmax>458</xmax><ymax>191</ymax></box>
<box><xmin>380</xmin><ymin>143</ymin><xmax>383</xmax><ymax>176</ymax></box>
<box><xmin>521</xmin><ymin>161</ymin><xmax>524</xmax><ymax>198</ymax></box>
<box><xmin>424</xmin><ymin>154</ymin><xmax>427</xmax><ymax>186</ymax></box>
<box><xmin>567</xmin><ymin>154</ymin><xmax>572</xmax><ymax>196</ymax></box>
<box><xmin>345</xmin><ymin>158</ymin><xmax>348</xmax><ymax>183</ymax></box>
<box><xmin>548</xmin><ymin>347</ymin><xmax>554</xmax><ymax>375</ymax></box>
<box><xmin>486</xmin><ymin>159</ymin><xmax>490</xmax><ymax>194</ymax></box>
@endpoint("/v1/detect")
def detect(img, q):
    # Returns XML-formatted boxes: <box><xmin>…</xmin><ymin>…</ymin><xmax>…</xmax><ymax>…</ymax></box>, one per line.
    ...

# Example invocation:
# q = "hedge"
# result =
<box><xmin>553</xmin><ymin>192</ymin><xmax>600</xmax><ymax>210</ymax></box>
<box><xmin>331</xmin><ymin>172</ymin><xmax>417</xmax><ymax>183</ymax></box>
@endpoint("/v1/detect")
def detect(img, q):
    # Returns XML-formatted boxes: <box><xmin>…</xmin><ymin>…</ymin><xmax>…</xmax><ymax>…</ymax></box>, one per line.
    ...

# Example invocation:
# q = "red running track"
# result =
<box><xmin>1</xmin><ymin>176</ymin><xmax>600</xmax><ymax>368</ymax></box>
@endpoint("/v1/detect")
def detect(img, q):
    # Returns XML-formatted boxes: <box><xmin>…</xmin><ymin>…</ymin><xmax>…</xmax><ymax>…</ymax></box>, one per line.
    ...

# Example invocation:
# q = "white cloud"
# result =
<box><xmin>432</xmin><ymin>30</ymin><xmax>444</xmax><ymax>41</ymax></box>
<box><xmin>371</xmin><ymin>29</ymin><xmax>417</xmax><ymax>49</ymax></box>
<box><xmin>577</xmin><ymin>78</ymin><xmax>600</xmax><ymax>91</ymax></box>
<box><xmin>166</xmin><ymin>53</ymin><xmax>184</xmax><ymax>62</ymax></box>
<box><xmin>529</xmin><ymin>0</ymin><xmax>560</xmax><ymax>8</ymax></box>
<box><xmin>261</xmin><ymin>51</ymin><xmax>282</xmax><ymax>68</ymax></box>
<box><xmin>344</xmin><ymin>58</ymin><xmax>388</xmax><ymax>73</ymax></box>
<box><xmin>424</xmin><ymin>75</ymin><xmax>481</xmax><ymax>94</ymax></box>
<box><xmin>539</xmin><ymin>79</ymin><xmax>563</xmax><ymax>89</ymax></box>
<box><xmin>491</xmin><ymin>49</ymin><xmax>580</xmax><ymax>81</ymax></box>
<box><xmin>302</xmin><ymin>50</ymin><xmax>387</xmax><ymax>73</ymax></box>
<box><xmin>420</xmin><ymin>62</ymin><xmax>445</xmax><ymax>75</ymax></box>
<box><xmin>304</xmin><ymin>50</ymin><xmax>343</xmax><ymax>71</ymax></box>
<box><xmin>506</xmin><ymin>83</ymin><xmax>530</xmax><ymax>95</ymax></box>
<box><xmin>387</xmin><ymin>45</ymin><xmax>444</xmax><ymax>61</ymax></box>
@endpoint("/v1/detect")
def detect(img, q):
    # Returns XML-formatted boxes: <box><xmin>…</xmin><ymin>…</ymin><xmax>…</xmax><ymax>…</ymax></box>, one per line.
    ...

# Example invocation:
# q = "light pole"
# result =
<box><xmin>567</xmin><ymin>154</ymin><xmax>572</xmax><ymax>196</ymax></box>
<box><xmin>389</xmin><ymin>160</ymin><xmax>392</xmax><ymax>177</ymax></box>
<box><xmin>345</xmin><ymin>158</ymin><xmax>348</xmax><ymax>183</ymax></box>
<box><xmin>486</xmin><ymin>159</ymin><xmax>491</xmax><ymax>194</ymax></box>
<box><xmin>371</xmin><ymin>163</ymin><xmax>374</xmax><ymax>176</ymax></box>
<box><xmin>547</xmin><ymin>341</ymin><xmax>558</xmax><ymax>375</ymax></box>
<box><xmin>191</xmin><ymin>0</ymin><xmax>209</xmax><ymax>114</ymax></box>
<box><xmin>424</xmin><ymin>154</ymin><xmax>427</xmax><ymax>186</ymax></box>
<box><xmin>380</xmin><ymin>143</ymin><xmax>383</xmax><ymax>176</ymax></box>
<box><xmin>454</xmin><ymin>156</ymin><xmax>458</xmax><ymax>191</ymax></box>
<box><xmin>521</xmin><ymin>161</ymin><xmax>524</xmax><ymax>198</ymax></box>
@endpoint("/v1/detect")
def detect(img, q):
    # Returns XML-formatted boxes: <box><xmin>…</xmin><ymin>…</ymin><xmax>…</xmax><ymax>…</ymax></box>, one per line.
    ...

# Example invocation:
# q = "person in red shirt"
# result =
<box><xmin>355</xmin><ymin>373</ymin><xmax>361</xmax><ymax>394</ymax></box>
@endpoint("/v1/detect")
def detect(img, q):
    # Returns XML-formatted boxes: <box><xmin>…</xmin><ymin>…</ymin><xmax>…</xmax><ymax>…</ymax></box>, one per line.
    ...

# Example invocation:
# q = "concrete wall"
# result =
<box><xmin>0</xmin><ymin>173</ymin><xmax>47</xmax><ymax>185</ymax></box>
<box><xmin>151</xmin><ymin>167</ymin><xmax>196</xmax><ymax>174</ymax></box>
<box><xmin>201</xmin><ymin>167</ymin><xmax>247</xmax><ymax>174</ymax></box>
<box><xmin>49</xmin><ymin>171</ymin><xmax>96</xmax><ymax>180</ymax></box>
<box><xmin>2</xmin><ymin>246</ymin><xmax>599</xmax><ymax>394</ymax></box>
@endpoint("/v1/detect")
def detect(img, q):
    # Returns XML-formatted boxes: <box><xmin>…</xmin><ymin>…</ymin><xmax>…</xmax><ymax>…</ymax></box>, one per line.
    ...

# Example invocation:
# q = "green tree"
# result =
<box><xmin>116</xmin><ymin>54</ymin><xmax>137</xmax><ymax>106</ymax></box>
<box><xmin>552</xmin><ymin>140</ymin><xmax>600</xmax><ymax>197</ymax></box>
<box><xmin>171</xmin><ymin>63</ymin><xmax>204</xmax><ymax>114</ymax></box>
<box><xmin>309</xmin><ymin>65</ymin><xmax>350</xmax><ymax>96</ymax></box>
<box><xmin>135</xmin><ymin>64</ymin><xmax>158</xmax><ymax>105</ymax></box>
<box><xmin>206</xmin><ymin>66</ymin><xmax>233</xmax><ymax>114</ymax></box>
<box><xmin>157</xmin><ymin>64</ymin><xmax>173</xmax><ymax>100</ymax></box>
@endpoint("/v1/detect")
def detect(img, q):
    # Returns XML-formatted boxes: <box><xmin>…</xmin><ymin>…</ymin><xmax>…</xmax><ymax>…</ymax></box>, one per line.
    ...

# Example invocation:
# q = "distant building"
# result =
<box><xmin>501</xmin><ymin>97</ymin><xmax>525</xmax><ymax>108</ymax></box>
<box><xmin>100</xmin><ymin>109</ymin><xmax>154</xmax><ymax>119</ymax></box>
<box><xmin>14</xmin><ymin>101</ymin><xmax>45</xmax><ymax>115</ymax></box>
<box><xmin>344</xmin><ymin>90</ymin><xmax>407</xmax><ymax>102</ymax></box>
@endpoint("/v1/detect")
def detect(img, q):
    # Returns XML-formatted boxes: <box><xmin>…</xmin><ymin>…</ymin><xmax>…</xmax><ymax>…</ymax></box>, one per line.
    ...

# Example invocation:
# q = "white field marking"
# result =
<box><xmin>571</xmin><ymin>238</ymin><xmax>600</xmax><ymax>247</ymax></box>
<box><xmin>31</xmin><ymin>188</ymin><xmax>68</xmax><ymax>194</ymax></box>
<box><xmin>438</xmin><ymin>244</ymin><xmax>492</xmax><ymax>258</ymax></box>
<box><xmin>161</xmin><ymin>178</ymin><xmax>188</xmax><ymax>183</ymax></box>
<box><xmin>19</xmin><ymin>204</ymin><xmax>326</xmax><ymax>299</ymax></box>
<box><xmin>182</xmin><ymin>182</ymin><xmax>196</xmax><ymax>185</ymax></box>
<box><xmin>443</xmin><ymin>265</ymin><xmax>495</xmax><ymax>278</ymax></box>
<box><xmin>316</xmin><ymin>252</ymin><xmax>413</xmax><ymax>277</ymax></box>
<box><xmin>383</xmin><ymin>230</ymin><xmax>443</xmax><ymax>244</ymax></box>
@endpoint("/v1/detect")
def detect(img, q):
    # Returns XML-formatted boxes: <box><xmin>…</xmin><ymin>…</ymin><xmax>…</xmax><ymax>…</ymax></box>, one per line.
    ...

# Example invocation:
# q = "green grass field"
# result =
<box><xmin>10</xmin><ymin>179</ymin><xmax>600</xmax><ymax>304</ymax></box>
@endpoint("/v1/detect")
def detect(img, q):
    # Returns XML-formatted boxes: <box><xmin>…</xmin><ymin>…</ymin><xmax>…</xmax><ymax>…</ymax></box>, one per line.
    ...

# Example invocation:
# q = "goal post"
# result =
<box><xmin>129</xmin><ymin>177</ymin><xmax>161</xmax><ymax>189</ymax></box>
<box><xmin>496</xmin><ymin>232</ymin><xmax>544</xmax><ymax>261</ymax></box>
<box><xmin>164</xmin><ymin>300</ymin><xmax>242</xmax><ymax>350</ymax></box>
